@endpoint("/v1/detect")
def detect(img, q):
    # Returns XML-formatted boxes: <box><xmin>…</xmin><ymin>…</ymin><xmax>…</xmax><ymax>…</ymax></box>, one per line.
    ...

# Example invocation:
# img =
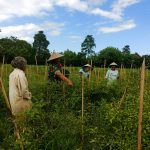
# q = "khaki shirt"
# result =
<box><xmin>9</xmin><ymin>68</ymin><xmax>32</xmax><ymax>115</ymax></box>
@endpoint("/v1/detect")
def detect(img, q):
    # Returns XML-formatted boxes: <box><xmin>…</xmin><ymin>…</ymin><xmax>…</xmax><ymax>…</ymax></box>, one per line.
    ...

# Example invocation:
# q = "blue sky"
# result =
<box><xmin>0</xmin><ymin>0</ymin><xmax>150</xmax><ymax>55</ymax></box>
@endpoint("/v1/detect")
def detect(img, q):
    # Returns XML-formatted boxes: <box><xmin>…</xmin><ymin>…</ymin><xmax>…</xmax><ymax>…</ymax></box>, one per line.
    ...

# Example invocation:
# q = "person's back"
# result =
<box><xmin>9</xmin><ymin>57</ymin><xmax>32</xmax><ymax>116</ymax></box>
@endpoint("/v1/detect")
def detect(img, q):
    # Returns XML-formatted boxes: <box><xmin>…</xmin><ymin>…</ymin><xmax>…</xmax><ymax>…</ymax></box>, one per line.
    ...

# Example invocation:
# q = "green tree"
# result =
<box><xmin>76</xmin><ymin>52</ymin><xmax>87</xmax><ymax>66</ymax></box>
<box><xmin>142</xmin><ymin>55</ymin><xmax>150</xmax><ymax>69</ymax></box>
<box><xmin>98</xmin><ymin>47</ymin><xmax>122</xmax><ymax>67</ymax></box>
<box><xmin>81</xmin><ymin>35</ymin><xmax>96</xmax><ymax>58</ymax></box>
<box><xmin>122</xmin><ymin>45</ymin><xmax>132</xmax><ymax>68</ymax></box>
<box><xmin>122</xmin><ymin>45</ymin><xmax>130</xmax><ymax>54</ymax></box>
<box><xmin>131</xmin><ymin>53</ymin><xmax>142</xmax><ymax>68</ymax></box>
<box><xmin>63</xmin><ymin>49</ymin><xmax>77</xmax><ymax>66</ymax></box>
<box><xmin>0</xmin><ymin>37</ymin><xmax>33</xmax><ymax>63</ymax></box>
<box><xmin>33</xmin><ymin>31</ymin><xmax>50</xmax><ymax>65</ymax></box>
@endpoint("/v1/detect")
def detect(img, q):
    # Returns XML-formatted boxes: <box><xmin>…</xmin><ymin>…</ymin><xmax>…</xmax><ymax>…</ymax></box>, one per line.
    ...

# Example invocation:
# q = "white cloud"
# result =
<box><xmin>90</xmin><ymin>8</ymin><xmax>122</xmax><ymax>21</ymax></box>
<box><xmin>0</xmin><ymin>22</ymin><xmax>65</xmax><ymax>42</ymax></box>
<box><xmin>86</xmin><ymin>0</ymin><xmax>107</xmax><ymax>6</ymax></box>
<box><xmin>0</xmin><ymin>0</ymin><xmax>141</xmax><ymax>22</ymax></box>
<box><xmin>55</xmin><ymin>0</ymin><xmax>88</xmax><ymax>12</ymax></box>
<box><xmin>99</xmin><ymin>19</ymin><xmax>136</xmax><ymax>33</ymax></box>
<box><xmin>112</xmin><ymin>0</ymin><xmax>140</xmax><ymax>17</ymax></box>
<box><xmin>0</xmin><ymin>0</ymin><xmax>53</xmax><ymax>21</ymax></box>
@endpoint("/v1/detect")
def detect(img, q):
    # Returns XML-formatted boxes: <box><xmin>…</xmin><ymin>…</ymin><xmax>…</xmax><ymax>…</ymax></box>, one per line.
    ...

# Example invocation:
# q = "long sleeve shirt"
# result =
<box><xmin>105</xmin><ymin>69</ymin><xmax>119</xmax><ymax>81</ymax></box>
<box><xmin>9</xmin><ymin>68</ymin><xmax>32</xmax><ymax>115</ymax></box>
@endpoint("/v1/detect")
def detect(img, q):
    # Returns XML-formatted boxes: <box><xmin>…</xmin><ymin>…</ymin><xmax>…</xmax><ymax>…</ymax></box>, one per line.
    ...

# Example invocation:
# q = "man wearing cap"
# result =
<box><xmin>47</xmin><ymin>52</ymin><xmax>73</xmax><ymax>87</ymax></box>
<box><xmin>9</xmin><ymin>56</ymin><xmax>32</xmax><ymax>116</ymax></box>
<box><xmin>105</xmin><ymin>62</ymin><xmax>119</xmax><ymax>84</ymax></box>
<box><xmin>79</xmin><ymin>64</ymin><xmax>93</xmax><ymax>78</ymax></box>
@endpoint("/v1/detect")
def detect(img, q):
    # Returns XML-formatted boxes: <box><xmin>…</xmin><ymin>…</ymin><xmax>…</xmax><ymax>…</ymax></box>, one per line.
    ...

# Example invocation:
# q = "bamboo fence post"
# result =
<box><xmin>0</xmin><ymin>77</ymin><xmax>24</xmax><ymax>150</ymax></box>
<box><xmin>97</xmin><ymin>67</ymin><xmax>100</xmax><ymax>85</ymax></box>
<box><xmin>35</xmin><ymin>54</ymin><xmax>38</xmax><ymax>74</ymax></box>
<box><xmin>5</xmin><ymin>63</ymin><xmax>8</xmax><ymax>77</ymax></box>
<box><xmin>44</xmin><ymin>59</ymin><xmax>48</xmax><ymax>81</ymax></box>
<box><xmin>137</xmin><ymin>59</ymin><xmax>145</xmax><ymax>150</ymax></box>
<box><xmin>88</xmin><ymin>59</ymin><xmax>92</xmax><ymax>86</ymax></box>
<box><xmin>88</xmin><ymin>60</ymin><xmax>92</xmax><ymax>110</ymax></box>
<box><xmin>103</xmin><ymin>59</ymin><xmax>106</xmax><ymax>78</ymax></box>
<box><xmin>120</xmin><ymin>63</ymin><xmax>123</xmax><ymax>81</ymax></box>
<box><xmin>1</xmin><ymin>55</ymin><xmax>5</xmax><ymax>78</ymax></box>
<box><xmin>0</xmin><ymin>77</ymin><xmax>11</xmax><ymax>110</ymax></box>
<box><xmin>81</xmin><ymin>75</ymin><xmax>84</xmax><ymax>143</ymax></box>
<box><xmin>63</xmin><ymin>59</ymin><xmax>66</xmax><ymax>96</ymax></box>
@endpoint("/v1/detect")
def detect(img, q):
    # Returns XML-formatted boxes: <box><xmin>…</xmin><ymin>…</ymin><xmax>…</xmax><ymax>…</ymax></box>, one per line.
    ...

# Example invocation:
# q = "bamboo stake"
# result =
<box><xmin>103</xmin><ymin>59</ymin><xmax>106</xmax><ymax>78</ymax></box>
<box><xmin>1</xmin><ymin>55</ymin><xmax>5</xmax><ymax>78</ymax></box>
<box><xmin>5</xmin><ymin>63</ymin><xmax>8</xmax><ymax>77</ymax></box>
<box><xmin>35</xmin><ymin>54</ymin><xmax>38</xmax><ymax>74</ymax></box>
<box><xmin>0</xmin><ymin>77</ymin><xmax>11</xmax><ymax>110</ymax></box>
<box><xmin>88</xmin><ymin>59</ymin><xmax>92</xmax><ymax>85</ymax></box>
<box><xmin>88</xmin><ymin>60</ymin><xmax>92</xmax><ymax>110</ymax></box>
<box><xmin>120</xmin><ymin>63</ymin><xmax>123</xmax><ymax>81</ymax></box>
<box><xmin>44</xmin><ymin>59</ymin><xmax>48</xmax><ymax>81</ymax></box>
<box><xmin>81</xmin><ymin>75</ymin><xmax>84</xmax><ymax>143</ymax></box>
<box><xmin>63</xmin><ymin>59</ymin><xmax>66</xmax><ymax>97</ymax></box>
<box><xmin>137</xmin><ymin>59</ymin><xmax>145</xmax><ymax>150</ymax></box>
<box><xmin>97</xmin><ymin>67</ymin><xmax>100</xmax><ymax>85</ymax></box>
<box><xmin>0</xmin><ymin>77</ymin><xmax>24</xmax><ymax>150</ymax></box>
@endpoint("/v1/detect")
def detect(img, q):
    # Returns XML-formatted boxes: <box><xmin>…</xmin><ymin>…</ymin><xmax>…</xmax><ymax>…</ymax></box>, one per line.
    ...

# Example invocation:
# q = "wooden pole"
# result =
<box><xmin>104</xmin><ymin>59</ymin><xmax>106</xmax><ymax>78</ymax></box>
<box><xmin>88</xmin><ymin>59</ymin><xmax>92</xmax><ymax>85</ymax></box>
<box><xmin>0</xmin><ymin>77</ymin><xmax>11</xmax><ymax>111</ymax></box>
<box><xmin>44</xmin><ymin>59</ymin><xmax>48</xmax><ymax>81</ymax></box>
<box><xmin>35</xmin><ymin>54</ymin><xmax>38</xmax><ymax>74</ymax></box>
<box><xmin>120</xmin><ymin>63</ymin><xmax>123</xmax><ymax>81</ymax></box>
<box><xmin>0</xmin><ymin>77</ymin><xmax>24</xmax><ymax>150</ymax></box>
<box><xmin>137</xmin><ymin>59</ymin><xmax>145</xmax><ymax>150</ymax></box>
<box><xmin>81</xmin><ymin>75</ymin><xmax>84</xmax><ymax>143</ymax></box>
<box><xmin>97</xmin><ymin>67</ymin><xmax>100</xmax><ymax>85</ymax></box>
<box><xmin>1</xmin><ymin>55</ymin><xmax>5</xmax><ymax>78</ymax></box>
<box><xmin>63</xmin><ymin>59</ymin><xmax>66</xmax><ymax>96</ymax></box>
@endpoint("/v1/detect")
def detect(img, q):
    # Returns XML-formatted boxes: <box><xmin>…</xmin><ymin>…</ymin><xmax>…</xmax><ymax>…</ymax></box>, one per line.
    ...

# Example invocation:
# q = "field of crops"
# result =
<box><xmin>0</xmin><ymin>64</ymin><xmax>150</xmax><ymax>150</ymax></box>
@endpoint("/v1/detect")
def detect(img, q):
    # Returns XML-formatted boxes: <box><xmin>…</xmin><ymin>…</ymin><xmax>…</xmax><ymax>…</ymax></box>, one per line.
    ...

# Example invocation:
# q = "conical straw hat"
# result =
<box><xmin>109</xmin><ymin>62</ymin><xmax>118</xmax><ymax>66</ymax></box>
<box><xmin>48</xmin><ymin>52</ymin><xmax>63</xmax><ymax>61</ymax></box>
<box><xmin>83</xmin><ymin>64</ymin><xmax>92</xmax><ymax>68</ymax></box>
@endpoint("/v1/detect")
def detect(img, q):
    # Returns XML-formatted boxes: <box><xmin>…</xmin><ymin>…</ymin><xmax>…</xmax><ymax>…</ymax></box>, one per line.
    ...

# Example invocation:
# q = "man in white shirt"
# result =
<box><xmin>105</xmin><ymin>62</ymin><xmax>119</xmax><ymax>84</ymax></box>
<box><xmin>9</xmin><ymin>57</ymin><xmax>32</xmax><ymax>116</ymax></box>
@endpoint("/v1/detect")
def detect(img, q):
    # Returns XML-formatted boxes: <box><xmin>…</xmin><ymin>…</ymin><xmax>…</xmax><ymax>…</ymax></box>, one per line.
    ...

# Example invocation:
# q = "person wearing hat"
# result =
<box><xmin>105</xmin><ymin>62</ymin><xmax>119</xmax><ymax>84</ymax></box>
<box><xmin>9</xmin><ymin>56</ymin><xmax>32</xmax><ymax>116</ymax></box>
<box><xmin>47</xmin><ymin>52</ymin><xmax>73</xmax><ymax>87</ymax></box>
<box><xmin>79</xmin><ymin>64</ymin><xmax>93</xmax><ymax>78</ymax></box>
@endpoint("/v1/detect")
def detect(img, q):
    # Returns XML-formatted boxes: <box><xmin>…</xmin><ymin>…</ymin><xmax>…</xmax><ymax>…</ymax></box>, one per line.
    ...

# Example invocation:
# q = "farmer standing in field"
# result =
<box><xmin>105</xmin><ymin>62</ymin><xmax>119</xmax><ymax>85</ymax></box>
<box><xmin>46</xmin><ymin>52</ymin><xmax>73</xmax><ymax>106</ymax></box>
<box><xmin>9</xmin><ymin>56</ymin><xmax>32</xmax><ymax>116</ymax></box>
<box><xmin>79</xmin><ymin>64</ymin><xmax>93</xmax><ymax>78</ymax></box>
<box><xmin>47</xmin><ymin>52</ymin><xmax>73</xmax><ymax>87</ymax></box>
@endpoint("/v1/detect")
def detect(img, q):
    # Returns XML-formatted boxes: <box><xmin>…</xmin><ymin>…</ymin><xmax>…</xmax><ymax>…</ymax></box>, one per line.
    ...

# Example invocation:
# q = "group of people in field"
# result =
<box><xmin>8</xmin><ymin>52</ymin><xmax>119</xmax><ymax>117</ymax></box>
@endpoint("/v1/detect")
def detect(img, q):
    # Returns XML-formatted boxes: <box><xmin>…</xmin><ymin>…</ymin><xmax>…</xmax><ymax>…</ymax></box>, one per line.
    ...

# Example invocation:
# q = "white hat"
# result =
<box><xmin>83</xmin><ymin>64</ymin><xmax>92</xmax><ymax>68</ymax></box>
<box><xmin>48</xmin><ymin>52</ymin><xmax>63</xmax><ymax>61</ymax></box>
<box><xmin>109</xmin><ymin>62</ymin><xmax>118</xmax><ymax>66</ymax></box>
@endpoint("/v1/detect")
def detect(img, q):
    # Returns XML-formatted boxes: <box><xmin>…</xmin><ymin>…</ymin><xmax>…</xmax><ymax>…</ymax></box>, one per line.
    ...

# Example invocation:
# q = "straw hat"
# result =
<box><xmin>83</xmin><ymin>64</ymin><xmax>92</xmax><ymax>68</ymax></box>
<box><xmin>109</xmin><ymin>62</ymin><xmax>118</xmax><ymax>66</ymax></box>
<box><xmin>48</xmin><ymin>52</ymin><xmax>63</xmax><ymax>61</ymax></box>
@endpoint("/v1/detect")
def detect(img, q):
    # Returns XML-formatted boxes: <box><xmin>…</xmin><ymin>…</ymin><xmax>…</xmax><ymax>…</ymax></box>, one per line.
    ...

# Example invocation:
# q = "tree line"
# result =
<box><xmin>0</xmin><ymin>31</ymin><xmax>150</xmax><ymax>68</ymax></box>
